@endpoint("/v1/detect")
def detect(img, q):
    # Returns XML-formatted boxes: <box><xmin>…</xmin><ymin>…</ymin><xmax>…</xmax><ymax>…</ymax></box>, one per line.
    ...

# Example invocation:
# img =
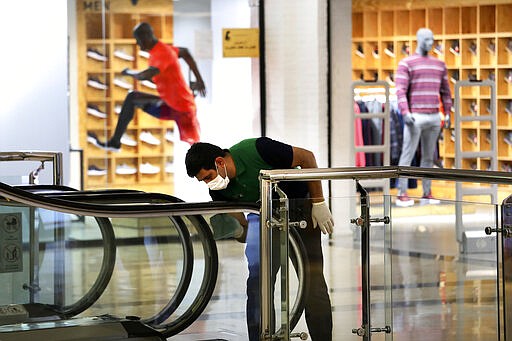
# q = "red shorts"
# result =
<box><xmin>145</xmin><ymin>102</ymin><xmax>200</xmax><ymax>145</ymax></box>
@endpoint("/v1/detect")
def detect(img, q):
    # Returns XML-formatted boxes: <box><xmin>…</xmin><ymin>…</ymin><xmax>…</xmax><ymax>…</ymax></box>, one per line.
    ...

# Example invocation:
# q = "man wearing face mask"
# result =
<box><xmin>185</xmin><ymin>137</ymin><xmax>334</xmax><ymax>341</ymax></box>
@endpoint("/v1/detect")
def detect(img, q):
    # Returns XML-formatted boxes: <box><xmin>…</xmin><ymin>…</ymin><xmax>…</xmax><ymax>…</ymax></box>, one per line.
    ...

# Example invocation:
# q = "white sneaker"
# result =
<box><xmin>141</xmin><ymin>80</ymin><xmax>157</xmax><ymax>89</ymax></box>
<box><xmin>87</xmin><ymin>77</ymin><xmax>108</xmax><ymax>90</ymax></box>
<box><xmin>140</xmin><ymin>162</ymin><xmax>160</xmax><ymax>174</ymax></box>
<box><xmin>420</xmin><ymin>198</ymin><xmax>441</xmax><ymax>205</ymax></box>
<box><xmin>140</xmin><ymin>131</ymin><xmax>161</xmax><ymax>145</ymax></box>
<box><xmin>87</xmin><ymin>105</ymin><xmax>107</xmax><ymax>119</ymax></box>
<box><xmin>114</xmin><ymin>78</ymin><xmax>133</xmax><ymax>90</ymax></box>
<box><xmin>88</xmin><ymin>165</ymin><xmax>107</xmax><ymax>176</ymax></box>
<box><xmin>165</xmin><ymin>130</ymin><xmax>175</xmax><ymax>142</ymax></box>
<box><xmin>114</xmin><ymin>50</ymin><xmax>135</xmax><ymax>61</ymax></box>
<box><xmin>139</xmin><ymin>50</ymin><xmax>150</xmax><ymax>59</ymax></box>
<box><xmin>116</xmin><ymin>164</ymin><xmax>137</xmax><ymax>175</ymax></box>
<box><xmin>120</xmin><ymin>134</ymin><xmax>137</xmax><ymax>147</ymax></box>
<box><xmin>165</xmin><ymin>162</ymin><xmax>175</xmax><ymax>173</ymax></box>
<box><xmin>87</xmin><ymin>48</ymin><xmax>108</xmax><ymax>62</ymax></box>
<box><xmin>115</xmin><ymin>104</ymin><xmax>122</xmax><ymax>114</ymax></box>
<box><xmin>396</xmin><ymin>194</ymin><xmax>414</xmax><ymax>207</ymax></box>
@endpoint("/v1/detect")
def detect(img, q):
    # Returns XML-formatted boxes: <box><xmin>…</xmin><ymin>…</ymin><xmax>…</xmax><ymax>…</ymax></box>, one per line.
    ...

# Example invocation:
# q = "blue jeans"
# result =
<box><xmin>244</xmin><ymin>211</ymin><xmax>332</xmax><ymax>341</ymax></box>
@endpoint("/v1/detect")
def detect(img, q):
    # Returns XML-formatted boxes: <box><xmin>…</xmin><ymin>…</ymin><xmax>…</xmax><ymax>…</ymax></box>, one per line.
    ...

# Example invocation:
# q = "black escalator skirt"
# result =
<box><xmin>122</xmin><ymin>320</ymin><xmax>166</xmax><ymax>340</ymax></box>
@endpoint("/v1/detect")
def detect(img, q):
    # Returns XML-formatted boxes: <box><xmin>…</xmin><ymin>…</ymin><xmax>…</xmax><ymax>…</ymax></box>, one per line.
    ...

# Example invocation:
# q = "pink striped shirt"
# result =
<box><xmin>395</xmin><ymin>54</ymin><xmax>452</xmax><ymax>115</ymax></box>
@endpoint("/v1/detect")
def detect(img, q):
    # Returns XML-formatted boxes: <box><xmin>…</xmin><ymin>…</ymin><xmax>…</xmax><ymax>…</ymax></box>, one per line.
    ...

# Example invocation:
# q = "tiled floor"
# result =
<box><xmin>171</xmin><ymin>199</ymin><xmax>501</xmax><ymax>340</ymax></box>
<box><xmin>0</xmin><ymin>197</ymin><xmax>503</xmax><ymax>340</ymax></box>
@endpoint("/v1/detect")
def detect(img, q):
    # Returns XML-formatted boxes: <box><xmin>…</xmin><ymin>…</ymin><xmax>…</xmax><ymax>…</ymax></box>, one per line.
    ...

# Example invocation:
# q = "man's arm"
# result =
<box><xmin>395</xmin><ymin>59</ymin><xmax>416</xmax><ymax>125</ymax></box>
<box><xmin>291</xmin><ymin>146</ymin><xmax>334</xmax><ymax>234</ymax></box>
<box><xmin>178</xmin><ymin>47</ymin><xmax>207</xmax><ymax>97</ymax></box>
<box><xmin>122</xmin><ymin>66</ymin><xmax>160</xmax><ymax>81</ymax></box>
<box><xmin>290</xmin><ymin>146</ymin><xmax>324</xmax><ymax>203</ymax></box>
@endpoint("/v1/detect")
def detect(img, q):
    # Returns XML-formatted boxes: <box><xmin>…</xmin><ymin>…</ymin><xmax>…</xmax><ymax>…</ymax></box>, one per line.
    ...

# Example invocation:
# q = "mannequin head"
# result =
<box><xmin>416</xmin><ymin>28</ymin><xmax>434</xmax><ymax>56</ymax></box>
<box><xmin>133</xmin><ymin>22</ymin><xmax>158</xmax><ymax>51</ymax></box>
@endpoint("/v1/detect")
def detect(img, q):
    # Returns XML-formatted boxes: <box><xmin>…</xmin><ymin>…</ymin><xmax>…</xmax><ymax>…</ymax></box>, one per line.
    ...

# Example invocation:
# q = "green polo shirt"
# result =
<box><xmin>212</xmin><ymin>138</ymin><xmax>272</xmax><ymax>203</ymax></box>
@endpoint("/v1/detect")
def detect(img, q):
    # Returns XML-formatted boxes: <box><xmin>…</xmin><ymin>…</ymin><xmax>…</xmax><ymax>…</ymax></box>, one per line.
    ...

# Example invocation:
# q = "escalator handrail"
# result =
<box><xmin>0</xmin><ymin>181</ymin><xmax>261</xmax><ymax>217</ymax></box>
<box><xmin>37</xmin><ymin>189</ymin><xmax>197</xmax><ymax>326</ymax></box>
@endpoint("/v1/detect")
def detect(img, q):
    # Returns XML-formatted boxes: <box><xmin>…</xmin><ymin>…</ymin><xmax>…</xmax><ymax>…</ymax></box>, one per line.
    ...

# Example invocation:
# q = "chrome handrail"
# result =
<box><xmin>259</xmin><ymin>165</ymin><xmax>512</xmax><ymax>341</ymax></box>
<box><xmin>0</xmin><ymin>151</ymin><xmax>63</xmax><ymax>185</ymax></box>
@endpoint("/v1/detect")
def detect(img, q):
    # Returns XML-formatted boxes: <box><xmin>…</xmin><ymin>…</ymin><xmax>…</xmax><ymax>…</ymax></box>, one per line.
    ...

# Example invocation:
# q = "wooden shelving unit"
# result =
<box><xmin>352</xmin><ymin>2</ymin><xmax>512</xmax><ymax>175</ymax></box>
<box><xmin>76</xmin><ymin>0</ymin><xmax>176</xmax><ymax>194</ymax></box>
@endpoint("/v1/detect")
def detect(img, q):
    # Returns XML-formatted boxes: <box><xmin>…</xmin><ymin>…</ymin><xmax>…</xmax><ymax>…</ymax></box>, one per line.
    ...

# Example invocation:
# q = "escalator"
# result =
<box><xmin>0</xmin><ymin>181</ymin><xmax>311</xmax><ymax>340</ymax></box>
<box><xmin>0</xmin><ymin>181</ymin><xmax>261</xmax><ymax>340</ymax></box>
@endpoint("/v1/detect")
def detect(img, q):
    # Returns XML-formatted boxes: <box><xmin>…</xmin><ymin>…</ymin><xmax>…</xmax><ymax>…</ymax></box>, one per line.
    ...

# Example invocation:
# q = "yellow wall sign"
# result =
<box><xmin>222</xmin><ymin>28</ymin><xmax>260</xmax><ymax>58</ymax></box>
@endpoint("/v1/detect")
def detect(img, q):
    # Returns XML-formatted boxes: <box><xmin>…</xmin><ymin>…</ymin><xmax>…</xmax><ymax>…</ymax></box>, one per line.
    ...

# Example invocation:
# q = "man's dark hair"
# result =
<box><xmin>185</xmin><ymin>142</ymin><xmax>227</xmax><ymax>177</ymax></box>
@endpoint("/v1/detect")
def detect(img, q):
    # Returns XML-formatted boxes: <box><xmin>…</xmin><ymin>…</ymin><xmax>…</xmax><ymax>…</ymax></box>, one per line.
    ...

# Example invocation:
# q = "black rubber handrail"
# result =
<box><xmin>37</xmin><ymin>189</ymin><xmax>197</xmax><ymax>328</ymax></box>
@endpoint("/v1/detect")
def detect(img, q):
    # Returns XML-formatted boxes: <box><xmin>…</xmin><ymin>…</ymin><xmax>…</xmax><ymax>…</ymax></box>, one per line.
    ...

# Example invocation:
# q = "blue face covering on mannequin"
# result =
<box><xmin>416</xmin><ymin>28</ymin><xmax>434</xmax><ymax>56</ymax></box>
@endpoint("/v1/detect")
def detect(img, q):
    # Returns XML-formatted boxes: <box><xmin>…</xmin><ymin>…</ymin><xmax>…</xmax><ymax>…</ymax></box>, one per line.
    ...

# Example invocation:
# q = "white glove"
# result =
<box><xmin>311</xmin><ymin>201</ymin><xmax>334</xmax><ymax>234</ymax></box>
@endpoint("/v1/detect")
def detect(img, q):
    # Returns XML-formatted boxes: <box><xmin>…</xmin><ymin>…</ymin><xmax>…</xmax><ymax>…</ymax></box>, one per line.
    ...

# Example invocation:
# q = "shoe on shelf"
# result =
<box><xmin>433</xmin><ymin>42</ymin><xmax>443</xmax><ymax>55</ymax></box>
<box><xmin>140</xmin><ymin>131</ymin><xmax>161</xmax><ymax>145</ymax></box>
<box><xmin>384</xmin><ymin>43</ymin><xmax>395</xmax><ymax>58</ymax></box>
<box><xmin>87</xmin><ymin>104</ymin><xmax>107</xmax><ymax>119</ymax></box>
<box><xmin>113</xmin><ymin>50</ymin><xmax>135</xmax><ymax>61</ymax></box>
<box><xmin>449</xmin><ymin>40</ymin><xmax>460</xmax><ymax>55</ymax></box>
<box><xmin>355</xmin><ymin>43</ymin><xmax>364</xmax><ymax>58</ymax></box>
<box><xmin>114</xmin><ymin>77</ymin><xmax>133</xmax><ymax>90</ymax></box>
<box><xmin>141</xmin><ymin>80</ymin><xmax>157</xmax><ymax>89</ymax></box>
<box><xmin>450</xmin><ymin>70</ymin><xmax>459</xmax><ymax>84</ymax></box>
<box><xmin>468</xmin><ymin>42</ymin><xmax>477</xmax><ymax>56</ymax></box>
<box><xmin>87</xmin><ymin>165</ymin><xmax>107</xmax><ymax>176</ymax></box>
<box><xmin>469</xmin><ymin>101</ymin><xmax>478</xmax><ymax>115</ymax></box>
<box><xmin>396</xmin><ymin>194</ymin><xmax>414</xmax><ymax>207</ymax></box>
<box><xmin>372</xmin><ymin>46</ymin><xmax>379</xmax><ymax>59</ymax></box>
<box><xmin>116</xmin><ymin>163</ymin><xmax>137</xmax><ymax>175</ymax></box>
<box><xmin>115</xmin><ymin>104</ymin><xmax>122</xmax><ymax>114</ymax></box>
<box><xmin>87</xmin><ymin>77</ymin><xmax>108</xmax><ymax>90</ymax></box>
<box><xmin>401</xmin><ymin>43</ymin><xmax>410</xmax><ymax>56</ymax></box>
<box><xmin>421</xmin><ymin>192</ymin><xmax>441</xmax><ymax>205</ymax></box>
<box><xmin>120</xmin><ymin>133</ymin><xmax>137</xmax><ymax>147</ymax></box>
<box><xmin>506</xmin><ymin>101</ymin><xmax>512</xmax><ymax>116</ymax></box>
<box><xmin>140</xmin><ymin>162</ymin><xmax>160</xmax><ymax>174</ymax></box>
<box><xmin>504</xmin><ymin>132</ymin><xmax>512</xmax><ymax>146</ymax></box>
<box><xmin>87</xmin><ymin>48</ymin><xmax>108</xmax><ymax>62</ymax></box>
<box><xmin>165</xmin><ymin>129</ymin><xmax>175</xmax><ymax>142</ymax></box>
<box><xmin>506</xmin><ymin>39</ymin><xmax>512</xmax><ymax>54</ymax></box>
<box><xmin>466</xmin><ymin>132</ymin><xmax>478</xmax><ymax>145</ymax></box>
<box><xmin>488</xmin><ymin>71</ymin><xmax>496</xmax><ymax>82</ymax></box>
<box><xmin>487</xmin><ymin>40</ymin><xmax>496</xmax><ymax>55</ymax></box>
<box><xmin>505</xmin><ymin>70</ymin><xmax>512</xmax><ymax>84</ymax></box>
<box><xmin>87</xmin><ymin>132</ymin><xmax>121</xmax><ymax>152</ymax></box>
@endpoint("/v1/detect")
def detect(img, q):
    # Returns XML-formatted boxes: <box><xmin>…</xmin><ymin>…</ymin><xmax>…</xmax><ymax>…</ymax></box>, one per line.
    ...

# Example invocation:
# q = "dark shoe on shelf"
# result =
<box><xmin>87</xmin><ymin>132</ymin><xmax>121</xmax><ymax>152</ymax></box>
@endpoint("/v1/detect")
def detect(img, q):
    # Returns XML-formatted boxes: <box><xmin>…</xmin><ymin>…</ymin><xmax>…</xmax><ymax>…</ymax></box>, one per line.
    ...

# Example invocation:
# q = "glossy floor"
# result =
<box><xmin>172</xmin><ymin>200</ymin><xmax>501</xmax><ymax>341</ymax></box>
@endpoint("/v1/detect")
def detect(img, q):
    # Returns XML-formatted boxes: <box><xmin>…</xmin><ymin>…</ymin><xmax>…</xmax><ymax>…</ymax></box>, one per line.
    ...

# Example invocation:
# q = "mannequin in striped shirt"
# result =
<box><xmin>395</xmin><ymin>28</ymin><xmax>452</xmax><ymax>207</ymax></box>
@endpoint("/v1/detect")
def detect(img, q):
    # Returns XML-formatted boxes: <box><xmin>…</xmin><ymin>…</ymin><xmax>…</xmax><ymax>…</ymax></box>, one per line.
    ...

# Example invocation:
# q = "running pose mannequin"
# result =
<box><xmin>89</xmin><ymin>22</ymin><xmax>206</xmax><ymax>150</ymax></box>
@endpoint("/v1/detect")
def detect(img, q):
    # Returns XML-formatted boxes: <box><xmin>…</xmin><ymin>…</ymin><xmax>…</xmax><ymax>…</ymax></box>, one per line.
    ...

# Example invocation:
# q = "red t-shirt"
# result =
<box><xmin>149</xmin><ymin>41</ymin><xmax>196</xmax><ymax>113</ymax></box>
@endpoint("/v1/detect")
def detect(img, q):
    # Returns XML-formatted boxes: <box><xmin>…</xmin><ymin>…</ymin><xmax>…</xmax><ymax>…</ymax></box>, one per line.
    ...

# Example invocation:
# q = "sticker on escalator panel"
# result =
<box><xmin>0</xmin><ymin>213</ymin><xmax>22</xmax><ymax>273</ymax></box>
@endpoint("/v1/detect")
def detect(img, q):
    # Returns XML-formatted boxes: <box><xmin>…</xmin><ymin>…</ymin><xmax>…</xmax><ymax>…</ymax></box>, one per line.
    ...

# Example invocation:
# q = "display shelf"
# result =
<box><xmin>352</xmin><ymin>2</ymin><xmax>512</xmax><ymax>180</ymax></box>
<box><xmin>77</xmin><ymin>0</ymin><xmax>176</xmax><ymax>194</ymax></box>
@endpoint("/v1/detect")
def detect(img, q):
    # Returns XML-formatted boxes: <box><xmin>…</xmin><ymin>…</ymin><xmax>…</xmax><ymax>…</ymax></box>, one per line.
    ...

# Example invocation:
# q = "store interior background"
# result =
<box><xmin>0</xmin><ymin>0</ymin><xmax>353</xmax><ymax>233</ymax></box>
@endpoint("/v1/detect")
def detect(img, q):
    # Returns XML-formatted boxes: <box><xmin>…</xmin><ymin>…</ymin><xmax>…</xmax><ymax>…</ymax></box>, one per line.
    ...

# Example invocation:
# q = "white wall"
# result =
<box><xmin>173</xmin><ymin>0</ymin><xmax>257</xmax><ymax>202</ymax></box>
<box><xmin>0</xmin><ymin>1</ymin><xmax>70</xmax><ymax>185</ymax></box>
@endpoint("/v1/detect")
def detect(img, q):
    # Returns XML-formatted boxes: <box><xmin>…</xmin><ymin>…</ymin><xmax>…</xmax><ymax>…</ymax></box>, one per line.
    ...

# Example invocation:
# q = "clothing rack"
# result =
<box><xmin>352</xmin><ymin>80</ymin><xmax>391</xmax><ymax>194</ymax></box>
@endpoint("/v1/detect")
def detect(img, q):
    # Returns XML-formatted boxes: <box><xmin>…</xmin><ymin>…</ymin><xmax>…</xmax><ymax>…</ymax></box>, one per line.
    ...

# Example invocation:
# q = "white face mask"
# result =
<box><xmin>207</xmin><ymin>163</ymin><xmax>230</xmax><ymax>190</ymax></box>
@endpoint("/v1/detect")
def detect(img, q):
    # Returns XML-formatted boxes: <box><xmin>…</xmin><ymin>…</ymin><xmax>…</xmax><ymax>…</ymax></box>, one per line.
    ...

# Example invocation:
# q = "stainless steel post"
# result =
<box><xmin>260</xmin><ymin>176</ymin><xmax>274</xmax><ymax>340</ymax></box>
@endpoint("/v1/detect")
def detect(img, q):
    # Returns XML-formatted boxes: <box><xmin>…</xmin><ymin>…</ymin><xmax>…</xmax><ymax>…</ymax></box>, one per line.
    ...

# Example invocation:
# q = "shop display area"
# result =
<box><xmin>352</xmin><ymin>2</ymin><xmax>512</xmax><ymax>200</ymax></box>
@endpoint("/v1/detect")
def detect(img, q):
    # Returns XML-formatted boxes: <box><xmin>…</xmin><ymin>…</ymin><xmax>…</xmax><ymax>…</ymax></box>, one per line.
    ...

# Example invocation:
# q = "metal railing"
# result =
<box><xmin>259</xmin><ymin>165</ymin><xmax>512</xmax><ymax>341</ymax></box>
<box><xmin>0</xmin><ymin>151</ymin><xmax>63</xmax><ymax>185</ymax></box>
